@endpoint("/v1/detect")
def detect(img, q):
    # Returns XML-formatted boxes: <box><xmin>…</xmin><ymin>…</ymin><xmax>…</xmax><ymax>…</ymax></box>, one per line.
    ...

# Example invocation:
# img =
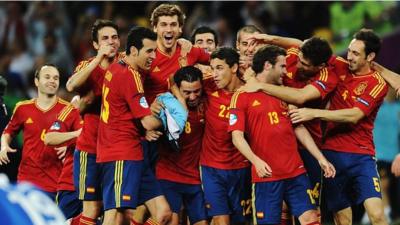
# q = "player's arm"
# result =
<box><xmin>232</xmin><ymin>130</ymin><xmax>272</xmax><ymax>178</ymax></box>
<box><xmin>66</xmin><ymin>44</ymin><xmax>112</xmax><ymax>92</ymax></box>
<box><xmin>293</xmin><ymin>125</ymin><xmax>335</xmax><ymax>178</ymax></box>
<box><xmin>240</xmin><ymin>77</ymin><xmax>321</xmax><ymax>105</ymax></box>
<box><xmin>392</xmin><ymin>154</ymin><xmax>400</xmax><ymax>177</ymax></box>
<box><xmin>0</xmin><ymin>133</ymin><xmax>17</xmax><ymax>165</ymax></box>
<box><xmin>289</xmin><ymin>107</ymin><xmax>365</xmax><ymax>124</ymax></box>
<box><xmin>249</xmin><ymin>33</ymin><xmax>303</xmax><ymax>49</ymax></box>
<box><xmin>371</xmin><ymin>62</ymin><xmax>400</xmax><ymax>95</ymax></box>
<box><xmin>44</xmin><ymin>129</ymin><xmax>82</xmax><ymax>146</ymax></box>
<box><xmin>141</xmin><ymin>115</ymin><xmax>162</xmax><ymax>131</ymax></box>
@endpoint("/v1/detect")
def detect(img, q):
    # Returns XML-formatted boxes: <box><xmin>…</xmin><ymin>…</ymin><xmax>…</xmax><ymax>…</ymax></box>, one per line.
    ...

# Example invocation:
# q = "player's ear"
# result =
<box><xmin>130</xmin><ymin>46</ymin><xmax>138</xmax><ymax>56</ymax></box>
<box><xmin>263</xmin><ymin>61</ymin><xmax>272</xmax><ymax>71</ymax></box>
<box><xmin>367</xmin><ymin>52</ymin><xmax>376</xmax><ymax>62</ymax></box>
<box><xmin>231</xmin><ymin>63</ymin><xmax>238</xmax><ymax>74</ymax></box>
<box><xmin>93</xmin><ymin>41</ymin><xmax>99</xmax><ymax>51</ymax></box>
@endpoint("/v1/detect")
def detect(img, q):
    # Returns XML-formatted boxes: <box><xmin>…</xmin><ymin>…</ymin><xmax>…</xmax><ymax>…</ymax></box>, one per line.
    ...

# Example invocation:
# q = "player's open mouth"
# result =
<box><xmin>164</xmin><ymin>35</ymin><xmax>174</xmax><ymax>44</ymax></box>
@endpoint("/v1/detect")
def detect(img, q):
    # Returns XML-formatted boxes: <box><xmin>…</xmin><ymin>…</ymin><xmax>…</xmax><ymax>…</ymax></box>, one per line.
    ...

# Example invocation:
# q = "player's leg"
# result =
<box><xmin>229</xmin><ymin>167</ymin><xmax>251</xmax><ymax>225</ymax></box>
<box><xmin>73</xmin><ymin>150</ymin><xmax>102</xmax><ymax>225</ymax></box>
<box><xmin>252</xmin><ymin>181</ymin><xmax>284</xmax><ymax>225</ymax></box>
<box><xmin>284</xmin><ymin>174</ymin><xmax>319</xmax><ymax>225</ymax></box>
<box><xmin>158</xmin><ymin>180</ymin><xmax>183</xmax><ymax>225</ymax></box>
<box><xmin>182</xmin><ymin>183</ymin><xmax>208</xmax><ymax>225</ymax></box>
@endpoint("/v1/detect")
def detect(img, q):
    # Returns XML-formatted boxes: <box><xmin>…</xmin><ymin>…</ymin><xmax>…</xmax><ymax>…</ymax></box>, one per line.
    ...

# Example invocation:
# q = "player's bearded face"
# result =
<box><xmin>211</xmin><ymin>58</ymin><xmax>235</xmax><ymax>89</ymax></box>
<box><xmin>137</xmin><ymin>39</ymin><xmax>157</xmax><ymax>71</ymax></box>
<box><xmin>35</xmin><ymin>66</ymin><xmax>60</xmax><ymax>96</ymax></box>
<box><xmin>154</xmin><ymin>15</ymin><xmax>182</xmax><ymax>50</ymax></box>
<box><xmin>180</xmin><ymin>80</ymin><xmax>202</xmax><ymax>108</ymax></box>
<box><xmin>347</xmin><ymin>39</ymin><xmax>369</xmax><ymax>73</ymax></box>
<box><xmin>296</xmin><ymin>52</ymin><xmax>317</xmax><ymax>80</ymax></box>
<box><xmin>96</xmin><ymin>27</ymin><xmax>120</xmax><ymax>58</ymax></box>
<box><xmin>270</xmin><ymin>55</ymin><xmax>287</xmax><ymax>85</ymax></box>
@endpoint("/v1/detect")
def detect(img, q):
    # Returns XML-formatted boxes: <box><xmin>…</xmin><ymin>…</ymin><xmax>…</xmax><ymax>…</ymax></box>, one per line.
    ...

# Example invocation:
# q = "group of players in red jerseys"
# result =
<box><xmin>1</xmin><ymin>3</ymin><xmax>400</xmax><ymax>225</ymax></box>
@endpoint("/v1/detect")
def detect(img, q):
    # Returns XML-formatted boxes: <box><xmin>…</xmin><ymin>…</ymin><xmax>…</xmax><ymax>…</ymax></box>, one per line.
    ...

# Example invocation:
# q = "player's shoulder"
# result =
<box><xmin>57</xmin><ymin>104</ymin><xmax>78</xmax><ymax>122</ymax></box>
<box><xmin>13</xmin><ymin>99</ymin><xmax>35</xmax><ymax>113</ymax></box>
<box><xmin>230</xmin><ymin>90</ymin><xmax>247</xmax><ymax>108</ymax></box>
<box><xmin>57</xmin><ymin>98</ymin><xmax>70</xmax><ymax>106</ymax></box>
<box><xmin>286</xmin><ymin>46</ymin><xmax>300</xmax><ymax>56</ymax></box>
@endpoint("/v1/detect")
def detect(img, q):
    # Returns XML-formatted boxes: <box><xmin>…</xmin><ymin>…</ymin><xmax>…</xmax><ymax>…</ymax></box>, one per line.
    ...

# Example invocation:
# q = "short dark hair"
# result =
<box><xmin>150</xmin><ymin>3</ymin><xmax>186</xmax><ymax>27</ymax></box>
<box><xmin>174</xmin><ymin>66</ymin><xmax>203</xmax><ymax>88</ymax></box>
<box><xmin>191</xmin><ymin>26</ymin><xmax>218</xmax><ymax>46</ymax></box>
<box><xmin>126</xmin><ymin>27</ymin><xmax>157</xmax><ymax>55</ymax></box>
<box><xmin>252</xmin><ymin>45</ymin><xmax>286</xmax><ymax>74</ymax></box>
<box><xmin>237</xmin><ymin>25</ymin><xmax>262</xmax><ymax>42</ymax></box>
<box><xmin>34</xmin><ymin>64</ymin><xmax>58</xmax><ymax>79</ymax></box>
<box><xmin>210</xmin><ymin>47</ymin><xmax>239</xmax><ymax>68</ymax></box>
<box><xmin>353</xmin><ymin>28</ymin><xmax>381</xmax><ymax>57</ymax></box>
<box><xmin>300</xmin><ymin>37</ymin><xmax>332</xmax><ymax>66</ymax></box>
<box><xmin>91</xmin><ymin>19</ymin><xmax>119</xmax><ymax>43</ymax></box>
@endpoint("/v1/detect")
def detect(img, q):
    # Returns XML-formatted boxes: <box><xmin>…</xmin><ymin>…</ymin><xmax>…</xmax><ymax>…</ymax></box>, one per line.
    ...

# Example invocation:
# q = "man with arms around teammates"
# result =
<box><xmin>97</xmin><ymin>26</ymin><xmax>171</xmax><ymax>225</ymax></box>
<box><xmin>0</xmin><ymin>64</ymin><xmax>68</xmax><ymax>199</ymax></box>
<box><xmin>200</xmin><ymin>47</ymin><xmax>250</xmax><ymax>225</ymax></box>
<box><xmin>229</xmin><ymin>45</ymin><xmax>335</xmax><ymax>225</ymax></box>
<box><xmin>66</xmin><ymin>19</ymin><xmax>121</xmax><ymax>225</ymax></box>
<box><xmin>289</xmin><ymin>29</ymin><xmax>389</xmax><ymax>225</ymax></box>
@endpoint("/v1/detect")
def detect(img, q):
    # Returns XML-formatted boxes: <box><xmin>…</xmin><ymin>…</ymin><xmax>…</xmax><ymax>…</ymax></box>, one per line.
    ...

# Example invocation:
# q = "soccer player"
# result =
<box><xmin>0</xmin><ymin>64</ymin><xmax>69</xmax><ymax>199</ymax></box>
<box><xmin>236</xmin><ymin>25</ymin><xmax>262</xmax><ymax>76</ymax></box>
<box><xmin>145</xmin><ymin>3</ymin><xmax>210</xmax><ymax>106</ymax></box>
<box><xmin>44</xmin><ymin>99</ymin><xmax>83</xmax><ymax>222</ymax></box>
<box><xmin>289</xmin><ymin>29</ymin><xmax>389</xmax><ymax>225</ymax></box>
<box><xmin>97</xmin><ymin>26</ymin><xmax>170</xmax><ymax>225</ymax></box>
<box><xmin>200</xmin><ymin>47</ymin><xmax>250</xmax><ymax>225</ymax></box>
<box><xmin>152</xmin><ymin>66</ymin><xmax>208</xmax><ymax>225</ymax></box>
<box><xmin>191</xmin><ymin>26</ymin><xmax>218</xmax><ymax>54</ymax></box>
<box><xmin>66</xmin><ymin>19</ymin><xmax>121</xmax><ymax>225</ymax></box>
<box><xmin>239</xmin><ymin>35</ymin><xmax>344</xmax><ymax>215</ymax></box>
<box><xmin>229</xmin><ymin>44</ymin><xmax>335</xmax><ymax>225</ymax></box>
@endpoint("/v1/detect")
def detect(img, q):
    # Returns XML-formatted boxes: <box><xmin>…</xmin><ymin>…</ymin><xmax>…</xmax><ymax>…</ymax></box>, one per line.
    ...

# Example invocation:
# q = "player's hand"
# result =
<box><xmin>178</xmin><ymin>38</ymin><xmax>192</xmax><ymax>57</ymax></box>
<box><xmin>239</xmin><ymin>54</ymin><xmax>252</xmax><ymax>71</ymax></box>
<box><xmin>318</xmin><ymin>159</ymin><xmax>336</xmax><ymax>178</ymax></box>
<box><xmin>0</xmin><ymin>146</ymin><xmax>17</xmax><ymax>165</ymax></box>
<box><xmin>145</xmin><ymin>130</ymin><xmax>163</xmax><ymax>141</ymax></box>
<box><xmin>150</xmin><ymin>100</ymin><xmax>164</xmax><ymax>116</ymax></box>
<box><xmin>241</xmin><ymin>67</ymin><xmax>257</xmax><ymax>82</ymax></box>
<box><xmin>74</xmin><ymin>128</ymin><xmax>82</xmax><ymax>138</ymax></box>
<box><xmin>97</xmin><ymin>44</ymin><xmax>113</xmax><ymax>59</ymax></box>
<box><xmin>289</xmin><ymin>108</ymin><xmax>316</xmax><ymax>124</ymax></box>
<box><xmin>54</xmin><ymin>146</ymin><xmax>67</xmax><ymax>160</ymax></box>
<box><xmin>254</xmin><ymin>156</ymin><xmax>272</xmax><ymax>178</ymax></box>
<box><xmin>392</xmin><ymin>154</ymin><xmax>400</xmax><ymax>177</ymax></box>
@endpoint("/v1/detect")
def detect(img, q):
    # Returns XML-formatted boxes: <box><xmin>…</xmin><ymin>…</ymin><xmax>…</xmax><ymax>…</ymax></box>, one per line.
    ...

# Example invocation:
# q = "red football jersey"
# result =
<box><xmin>46</xmin><ymin>104</ymin><xmax>83</xmax><ymax>191</ymax></box>
<box><xmin>144</xmin><ymin>45</ymin><xmax>210</xmax><ymax>104</ymax></box>
<box><xmin>228</xmin><ymin>91</ymin><xmax>306</xmax><ymax>182</ymax></box>
<box><xmin>72</xmin><ymin>54</ymin><xmax>123</xmax><ymax>154</ymax></box>
<box><xmin>3</xmin><ymin>98</ymin><xmax>69</xmax><ymax>192</ymax></box>
<box><xmin>283</xmin><ymin>47</ymin><xmax>341</xmax><ymax>146</ymax></box>
<box><xmin>156</xmin><ymin>99</ymin><xmax>206</xmax><ymax>184</ymax></box>
<box><xmin>323</xmin><ymin>70</ymin><xmax>388</xmax><ymax>155</ymax></box>
<box><xmin>97</xmin><ymin>60</ymin><xmax>152</xmax><ymax>162</ymax></box>
<box><xmin>200</xmin><ymin>79</ymin><xmax>249</xmax><ymax>169</ymax></box>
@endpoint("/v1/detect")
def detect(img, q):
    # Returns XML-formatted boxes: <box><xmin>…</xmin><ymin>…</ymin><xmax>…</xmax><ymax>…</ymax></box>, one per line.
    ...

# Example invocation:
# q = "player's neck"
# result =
<box><xmin>124</xmin><ymin>55</ymin><xmax>139</xmax><ymax>71</ymax></box>
<box><xmin>224</xmin><ymin>75</ymin><xmax>243</xmax><ymax>92</ymax></box>
<box><xmin>354</xmin><ymin>65</ymin><xmax>372</xmax><ymax>76</ymax></box>
<box><xmin>100</xmin><ymin>56</ymin><xmax>114</xmax><ymax>68</ymax></box>
<box><xmin>157</xmin><ymin>39</ymin><xmax>177</xmax><ymax>56</ymax></box>
<box><xmin>36</xmin><ymin>94</ymin><xmax>57</xmax><ymax>110</ymax></box>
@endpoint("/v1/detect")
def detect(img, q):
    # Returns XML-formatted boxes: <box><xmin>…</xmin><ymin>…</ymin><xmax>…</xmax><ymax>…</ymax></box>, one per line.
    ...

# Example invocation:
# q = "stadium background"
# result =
<box><xmin>0</xmin><ymin>1</ymin><xmax>399</xmax><ymax>224</ymax></box>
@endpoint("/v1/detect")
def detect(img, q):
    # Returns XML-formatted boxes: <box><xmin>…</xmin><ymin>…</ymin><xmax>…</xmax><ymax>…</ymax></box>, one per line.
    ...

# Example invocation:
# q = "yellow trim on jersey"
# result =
<box><xmin>129</xmin><ymin>68</ymin><xmax>144</xmax><ymax>93</ymax></box>
<box><xmin>318</xmin><ymin>68</ymin><xmax>328</xmax><ymax>82</ymax></box>
<box><xmin>335</xmin><ymin>56</ymin><xmax>348</xmax><ymax>64</ymax></box>
<box><xmin>79</xmin><ymin>151</ymin><xmax>88</xmax><ymax>199</ymax></box>
<box><xmin>58</xmin><ymin>98</ymin><xmax>70</xmax><ymax>105</ymax></box>
<box><xmin>114</xmin><ymin>160</ymin><xmax>124</xmax><ymax>208</ymax></box>
<box><xmin>252</xmin><ymin>183</ymin><xmax>257</xmax><ymax>225</ymax></box>
<box><xmin>287</xmin><ymin>47</ymin><xmax>299</xmax><ymax>56</ymax></box>
<box><xmin>13</xmin><ymin>99</ymin><xmax>34</xmax><ymax>114</ymax></box>
<box><xmin>74</xmin><ymin>60</ymin><xmax>90</xmax><ymax>73</ymax></box>
<box><xmin>58</xmin><ymin>105</ymin><xmax>74</xmax><ymax>122</ymax></box>
<box><xmin>370</xmin><ymin>74</ymin><xmax>386</xmax><ymax>98</ymax></box>
<box><xmin>230</xmin><ymin>91</ymin><xmax>243</xmax><ymax>108</ymax></box>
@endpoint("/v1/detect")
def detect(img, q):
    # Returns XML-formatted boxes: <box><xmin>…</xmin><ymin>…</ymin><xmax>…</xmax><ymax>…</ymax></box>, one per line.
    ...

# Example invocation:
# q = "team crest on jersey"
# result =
<box><xmin>139</xmin><ymin>97</ymin><xmax>149</xmax><ymax>108</ymax></box>
<box><xmin>353</xmin><ymin>81</ymin><xmax>368</xmax><ymax>95</ymax></box>
<box><xmin>50</xmin><ymin>121</ymin><xmax>61</xmax><ymax>131</ymax></box>
<box><xmin>280</xmin><ymin>101</ymin><xmax>288</xmax><ymax>110</ymax></box>
<box><xmin>229</xmin><ymin>113</ymin><xmax>238</xmax><ymax>125</ymax></box>
<box><xmin>105</xmin><ymin>71</ymin><xmax>112</xmax><ymax>81</ymax></box>
<box><xmin>178</xmin><ymin>56</ymin><xmax>188</xmax><ymax>67</ymax></box>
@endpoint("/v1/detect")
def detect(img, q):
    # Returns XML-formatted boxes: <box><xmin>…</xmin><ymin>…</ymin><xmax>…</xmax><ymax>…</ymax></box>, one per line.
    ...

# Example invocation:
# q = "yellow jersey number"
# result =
<box><xmin>101</xmin><ymin>84</ymin><xmax>110</xmax><ymax>123</ymax></box>
<box><xmin>218</xmin><ymin>105</ymin><xmax>230</xmax><ymax>118</ymax></box>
